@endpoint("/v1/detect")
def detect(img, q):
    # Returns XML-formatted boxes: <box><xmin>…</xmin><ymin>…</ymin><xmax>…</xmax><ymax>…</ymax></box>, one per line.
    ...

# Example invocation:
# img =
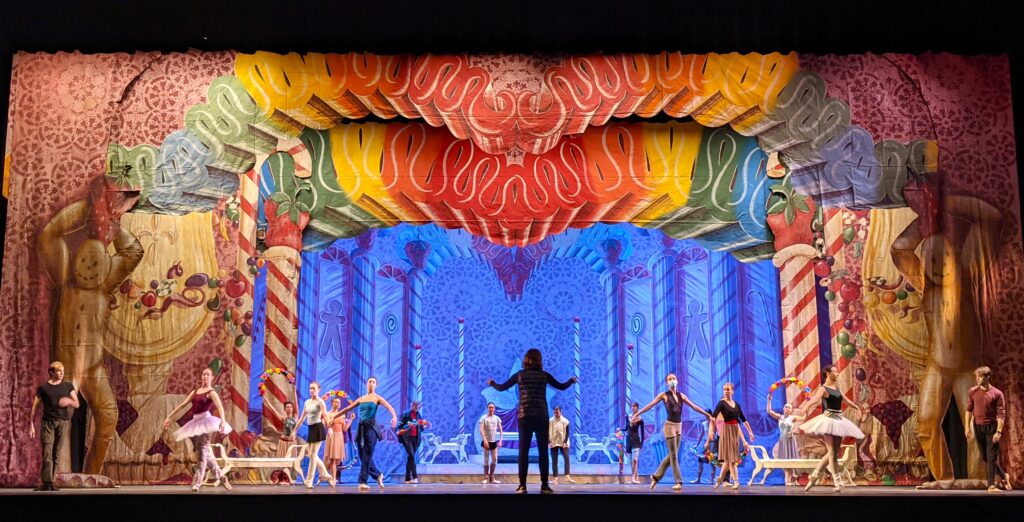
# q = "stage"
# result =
<box><xmin>2</xmin><ymin>484</ymin><xmax>1019</xmax><ymax>521</ymax></box>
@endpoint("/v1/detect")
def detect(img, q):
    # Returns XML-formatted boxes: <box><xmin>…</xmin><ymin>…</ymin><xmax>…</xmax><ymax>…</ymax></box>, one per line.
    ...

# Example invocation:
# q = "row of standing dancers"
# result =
<box><xmin>29</xmin><ymin>354</ymin><xmax>1010</xmax><ymax>493</ymax></box>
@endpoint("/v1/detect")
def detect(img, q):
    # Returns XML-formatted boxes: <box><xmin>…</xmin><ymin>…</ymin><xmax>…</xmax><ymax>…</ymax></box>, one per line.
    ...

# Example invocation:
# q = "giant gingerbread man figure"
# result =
<box><xmin>37</xmin><ymin>176</ymin><xmax>144</xmax><ymax>475</ymax></box>
<box><xmin>892</xmin><ymin>182</ymin><xmax>1001</xmax><ymax>482</ymax></box>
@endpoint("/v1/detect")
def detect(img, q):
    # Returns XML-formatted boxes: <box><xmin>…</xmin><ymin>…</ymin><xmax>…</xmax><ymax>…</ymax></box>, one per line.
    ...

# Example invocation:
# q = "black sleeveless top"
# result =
<box><xmin>663</xmin><ymin>390</ymin><xmax>683</xmax><ymax>423</ymax></box>
<box><xmin>822</xmin><ymin>386</ymin><xmax>843</xmax><ymax>411</ymax></box>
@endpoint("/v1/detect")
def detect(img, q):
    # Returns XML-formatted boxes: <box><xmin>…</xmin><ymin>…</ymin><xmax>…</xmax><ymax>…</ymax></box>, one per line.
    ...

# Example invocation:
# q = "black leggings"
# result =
<box><xmin>402</xmin><ymin>435</ymin><xmax>420</xmax><ymax>480</ymax></box>
<box><xmin>517</xmin><ymin>415</ymin><xmax>550</xmax><ymax>487</ymax></box>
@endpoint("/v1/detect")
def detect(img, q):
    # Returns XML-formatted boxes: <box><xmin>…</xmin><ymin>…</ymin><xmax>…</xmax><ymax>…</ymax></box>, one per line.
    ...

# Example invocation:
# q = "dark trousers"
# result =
<box><xmin>975</xmin><ymin>423</ymin><xmax>1007</xmax><ymax>486</ymax></box>
<box><xmin>517</xmin><ymin>415</ymin><xmax>550</xmax><ymax>487</ymax></box>
<box><xmin>550</xmin><ymin>446</ymin><xmax>570</xmax><ymax>477</ymax></box>
<box><xmin>40</xmin><ymin>419</ymin><xmax>68</xmax><ymax>485</ymax></box>
<box><xmin>402</xmin><ymin>434</ymin><xmax>421</xmax><ymax>480</ymax></box>
<box><xmin>357</xmin><ymin>423</ymin><xmax>381</xmax><ymax>484</ymax></box>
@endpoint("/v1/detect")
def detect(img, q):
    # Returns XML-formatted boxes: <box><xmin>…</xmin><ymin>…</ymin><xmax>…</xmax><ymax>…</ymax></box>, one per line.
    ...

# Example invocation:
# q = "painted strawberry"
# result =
<box><xmin>766</xmin><ymin>176</ymin><xmax>816</xmax><ymax>251</ymax></box>
<box><xmin>263</xmin><ymin>186</ymin><xmax>311</xmax><ymax>250</ymax></box>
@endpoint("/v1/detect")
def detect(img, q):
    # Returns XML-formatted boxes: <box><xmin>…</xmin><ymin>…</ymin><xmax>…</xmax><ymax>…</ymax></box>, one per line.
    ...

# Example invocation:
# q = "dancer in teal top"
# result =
<box><xmin>339</xmin><ymin>377</ymin><xmax>398</xmax><ymax>489</ymax></box>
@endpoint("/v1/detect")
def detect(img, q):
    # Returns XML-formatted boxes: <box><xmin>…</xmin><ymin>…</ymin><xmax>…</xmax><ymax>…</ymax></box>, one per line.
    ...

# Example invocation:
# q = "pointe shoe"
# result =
<box><xmin>358</xmin><ymin>483</ymin><xmax>370</xmax><ymax>490</ymax></box>
<box><xmin>650</xmin><ymin>476</ymin><xmax>659</xmax><ymax>490</ymax></box>
<box><xmin>713</xmin><ymin>478</ymin><xmax>723</xmax><ymax>490</ymax></box>
<box><xmin>305</xmin><ymin>481</ymin><xmax>313</xmax><ymax>489</ymax></box>
<box><xmin>191</xmin><ymin>485</ymin><xmax>200</xmax><ymax>492</ymax></box>
<box><xmin>377</xmin><ymin>475</ymin><xmax>385</xmax><ymax>489</ymax></box>
<box><xmin>491</xmin><ymin>477</ymin><xmax>501</xmax><ymax>484</ymax></box>
<box><xmin>481</xmin><ymin>478</ymin><xmax>490</xmax><ymax>484</ymax></box>
<box><xmin>731</xmin><ymin>482</ymin><xmax>739</xmax><ymax>490</ymax></box>
<box><xmin>672</xmin><ymin>483</ymin><xmax>682</xmax><ymax>491</ymax></box>
<box><xmin>221</xmin><ymin>478</ymin><xmax>233</xmax><ymax>491</ymax></box>
<box><xmin>552</xmin><ymin>477</ymin><xmax>558</xmax><ymax>484</ymax></box>
<box><xmin>566</xmin><ymin>475</ymin><xmax>576</xmax><ymax>484</ymax></box>
<box><xmin>805</xmin><ymin>473</ymin><xmax>820</xmax><ymax>492</ymax></box>
<box><xmin>329</xmin><ymin>477</ymin><xmax>337</xmax><ymax>488</ymax></box>
<box><xmin>988</xmin><ymin>485</ymin><xmax>1002</xmax><ymax>494</ymax></box>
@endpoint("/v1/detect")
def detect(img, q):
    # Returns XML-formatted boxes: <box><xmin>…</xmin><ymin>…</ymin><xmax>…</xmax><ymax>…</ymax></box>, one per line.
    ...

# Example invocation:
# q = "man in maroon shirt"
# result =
<box><xmin>965</xmin><ymin>366</ymin><xmax>1012</xmax><ymax>493</ymax></box>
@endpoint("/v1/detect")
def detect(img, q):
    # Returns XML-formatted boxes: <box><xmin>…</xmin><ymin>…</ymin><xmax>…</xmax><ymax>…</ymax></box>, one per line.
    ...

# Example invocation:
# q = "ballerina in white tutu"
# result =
<box><xmin>162</xmin><ymin>367</ymin><xmax>233</xmax><ymax>492</ymax></box>
<box><xmin>797</xmin><ymin>365</ymin><xmax>865</xmax><ymax>492</ymax></box>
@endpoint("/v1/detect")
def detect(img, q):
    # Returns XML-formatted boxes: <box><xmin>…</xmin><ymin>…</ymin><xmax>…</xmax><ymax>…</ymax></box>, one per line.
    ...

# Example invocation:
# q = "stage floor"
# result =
<box><xmin>4</xmin><ymin>484</ymin><xmax>1019</xmax><ymax>521</ymax></box>
<box><xmin>2</xmin><ymin>483</ymin><xmax>1021</xmax><ymax>495</ymax></box>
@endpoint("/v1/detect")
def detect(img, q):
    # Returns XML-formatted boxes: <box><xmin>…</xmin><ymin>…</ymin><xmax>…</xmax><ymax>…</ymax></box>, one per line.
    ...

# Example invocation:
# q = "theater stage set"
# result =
<box><xmin>1</xmin><ymin>2</ymin><xmax>1022</xmax><ymax>520</ymax></box>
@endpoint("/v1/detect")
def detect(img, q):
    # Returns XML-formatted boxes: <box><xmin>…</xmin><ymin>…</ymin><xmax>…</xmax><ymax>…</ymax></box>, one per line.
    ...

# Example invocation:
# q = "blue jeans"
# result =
<box><xmin>357</xmin><ymin>422</ymin><xmax>381</xmax><ymax>484</ymax></box>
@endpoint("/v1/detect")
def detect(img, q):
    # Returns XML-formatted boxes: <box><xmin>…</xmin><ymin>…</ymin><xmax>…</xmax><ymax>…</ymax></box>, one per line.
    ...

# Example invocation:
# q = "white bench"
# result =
<box><xmin>420</xmin><ymin>433</ymin><xmax>470</xmax><ymax>464</ymax></box>
<box><xmin>573</xmin><ymin>434</ymin><xmax>615</xmax><ymax>463</ymax></box>
<box><xmin>207</xmin><ymin>443</ymin><xmax>307</xmax><ymax>485</ymax></box>
<box><xmin>747</xmin><ymin>444</ymin><xmax>857</xmax><ymax>486</ymax></box>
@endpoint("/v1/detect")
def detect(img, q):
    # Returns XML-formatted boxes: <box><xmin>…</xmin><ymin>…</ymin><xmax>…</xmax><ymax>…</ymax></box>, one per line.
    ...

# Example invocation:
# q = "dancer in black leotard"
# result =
<box><xmin>486</xmin><ymin>348</ymin><xmax>576</xmax><ymax>494</ymax></box>
<box><xmin>633</xmin><ymin>373</ymin><xmax>712</xmax><ymax>490</ymax></box>
<box><xmin>797</xmin><ymin>365</ymin><xmax>865</xmax><ymax>492</ymax></box>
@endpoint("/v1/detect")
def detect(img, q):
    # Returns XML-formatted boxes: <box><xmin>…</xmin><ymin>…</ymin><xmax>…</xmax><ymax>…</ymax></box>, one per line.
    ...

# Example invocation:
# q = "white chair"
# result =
<box><xmin>207</xmin><ymin>443</ymin><xmax>307</xmax><ymax>485</ymax></box>
<box><xmin>747</xmin><ymin>444</ymin><xmax>858</xmax><ymax>486</ymax></box>
<box><xmin>573</xmin><ymin>434</ymin><xmax>615</xmax><ymax>463</ymax></box>
<box><xmin>420</xmin><ymin>433</ymin><xmax>471</xmax><ymax>464</ymax></box>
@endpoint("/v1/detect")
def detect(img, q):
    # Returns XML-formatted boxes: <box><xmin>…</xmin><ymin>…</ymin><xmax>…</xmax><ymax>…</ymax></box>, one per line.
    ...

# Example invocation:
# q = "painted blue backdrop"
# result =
<box><xmin>247</xmin><ymin>223</ymin><xmax>785</xmax><ymax>483</ymax></box>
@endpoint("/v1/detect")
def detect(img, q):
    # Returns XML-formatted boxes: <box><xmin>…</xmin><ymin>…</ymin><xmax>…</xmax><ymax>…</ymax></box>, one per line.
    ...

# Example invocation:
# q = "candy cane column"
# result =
<box><xmin>261</xmin><ymin>246</ymin><xmax>301</xmax><ymax>433</ymax></box>
<box><xmin>227</xmin><ymin>168</ymin><xmax>259</xmax><ymax>433</ymax></box>
<box><xmin>774</xmin><ymin>244</ymin><xmax>822</xmax><ymax>409</ymax></box>
<box><xmin>823</xmin><ymin>208</ymin><xmax>856</xmax><ymax>402</ymax></box>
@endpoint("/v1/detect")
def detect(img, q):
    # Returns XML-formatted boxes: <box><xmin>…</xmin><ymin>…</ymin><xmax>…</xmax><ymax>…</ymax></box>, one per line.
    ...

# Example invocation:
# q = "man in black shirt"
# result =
<box><xmin>29</xmin><ymin>361</ymin><xmax>79</xmax><ymax>491</ymax></box>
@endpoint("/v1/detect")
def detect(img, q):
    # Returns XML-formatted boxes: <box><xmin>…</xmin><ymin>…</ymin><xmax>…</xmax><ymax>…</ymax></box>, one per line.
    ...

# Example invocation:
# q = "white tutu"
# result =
<box><xmin>798</xmin><ymin>410</ymin><xmax>864</xmax><ymax>439</ymax></box>
<box><xmin>173</xmin><ymin>411</ymin><xmax>233</xmax><ymax>441</ymax></box>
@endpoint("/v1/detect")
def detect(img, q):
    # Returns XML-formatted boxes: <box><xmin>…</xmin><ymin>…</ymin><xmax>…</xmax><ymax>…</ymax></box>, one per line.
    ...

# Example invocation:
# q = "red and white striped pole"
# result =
<box><xmin>775</xmin><ymin>245</ymin><xmax>822</xmax><ymax>410</ymax></box>
<box><xmin>226</xmin><ymin>168</ymin><xmax>259</xmax><ymax>441</ymax></box>
<box><xmin>261</xmin><ymin>246</ymin><xmax>301</xmax><ymax>434</ymax></box>
<box><xmin>824</xmin><ymin>209</ymin><xmax>856</xmax><ymax>402</ymax></box>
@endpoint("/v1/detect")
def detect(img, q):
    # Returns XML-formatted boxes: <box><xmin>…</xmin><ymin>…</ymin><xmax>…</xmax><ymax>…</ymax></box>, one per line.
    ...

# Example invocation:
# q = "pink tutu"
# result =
<box><xmin>173</xmin><ymin>411</ymin><xmax>233</xmax><ymax>441</ymax></box>
<box><xmin>799</xmin><ymin>410</ymin><xmax>864</xmax><ymax>439</ymax></box>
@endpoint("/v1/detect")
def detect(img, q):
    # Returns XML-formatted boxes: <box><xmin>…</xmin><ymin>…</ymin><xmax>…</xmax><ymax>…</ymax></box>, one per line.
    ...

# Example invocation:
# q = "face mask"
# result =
<box><xmin>667</xmin><ymin>380</ymin><xmax>677</xmax><ymax>389</ymax></box>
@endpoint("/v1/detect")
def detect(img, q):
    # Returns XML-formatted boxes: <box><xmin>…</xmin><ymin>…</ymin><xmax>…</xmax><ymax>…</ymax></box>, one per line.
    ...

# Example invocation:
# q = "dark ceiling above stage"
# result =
<box><xmin>0</xmin><ymin>0</ymin><xmax>1020</xmax><ymax>55</ymax></box>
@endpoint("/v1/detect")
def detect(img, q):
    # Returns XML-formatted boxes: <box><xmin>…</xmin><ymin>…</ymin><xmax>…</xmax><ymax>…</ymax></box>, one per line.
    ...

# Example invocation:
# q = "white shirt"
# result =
<box><xmin>549</xmin><ymin>415</ymin><xmax>570</xmax><ymax>447</ymax></box>
<box><xmin>479</xmin><ymin>414</ymin><xmax>502</xmax><ymax>442</ymax></box>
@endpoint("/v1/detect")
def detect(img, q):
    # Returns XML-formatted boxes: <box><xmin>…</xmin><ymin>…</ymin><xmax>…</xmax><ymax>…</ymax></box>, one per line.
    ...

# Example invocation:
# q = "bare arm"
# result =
<box><xmin>634</xmin><ymin>394</ymin><xmax>664</xmax><ymax>418</ymax></box>
<box><xmin>840</xmin><ymin>390</ymin><xmax>864</xmax><ymax>419</ymax></box>
<box><xmin>377</xmin><ymin>397</ymin><xmax>398</xmax><ymax>427</ymax></box>
<box><xmin>63</xmin><ymin>387</ymin><xmax>80</xmax><ymax>409</ymax></box>
<box><xmin>163</xmin><ymin>390</ymin><xmax>196</xmax><ymax>429</ymax></box>
<box><xmin>681</xmin><ymin>394</ymin><xmax>713</xmax><ymax>420</ymax></box>
<box><xmin>797</xmin><ymin>388</ymin><xmax>825</xmax><ymax>418</ymax></box>
<box><xmin>766</xmin><ymin>407</ymin><xmax>781</xmax><ymax>420</ymax></box>
<box><xmin>338</xmin><ymin>397</ymin><xmax>361</xmax><ymax>416</ymax></box>
<box><xmin>211</xmin><ymin>391</ymin><xmax>228</xmax><ymax>429</ymax></box>
<box><xmin>38</xmin><ymin>200</ymin><xmax>89</xmax><ymax>288</ymax></box>
<box><xmin>29</xmin><ymin>396</ymin><xmax>40</xmax><ymax>438</ymax></box>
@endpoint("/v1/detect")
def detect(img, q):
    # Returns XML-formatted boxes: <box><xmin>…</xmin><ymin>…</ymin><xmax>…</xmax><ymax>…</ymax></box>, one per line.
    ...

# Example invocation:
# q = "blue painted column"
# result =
<box><xmin>405</xmin><ymin>240</ymin><xmax>432</xmax><ymax>405</ymax></box>
<box><xmin>600</xmin><ymin>239</ymin><xmax>626</xmax><ymax>433</ymax></box>
<box><xmin>647</xmin><ymin>234</ymin><xmax>677</xmax><ymax>427</ymax></box>
<box><xmin>350</xmin><ymin>230</ymin><xmax>379</xmax><ymax>391</ymax></box>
